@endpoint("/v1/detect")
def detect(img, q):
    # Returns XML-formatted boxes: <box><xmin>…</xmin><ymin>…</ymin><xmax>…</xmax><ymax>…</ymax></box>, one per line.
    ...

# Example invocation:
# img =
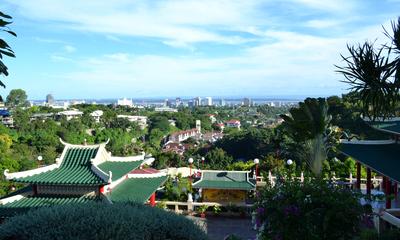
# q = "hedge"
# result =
<box><xmin>0</xmin><ymin>202</ymin><xmax>207</xmax><ymax>240</ymax></box>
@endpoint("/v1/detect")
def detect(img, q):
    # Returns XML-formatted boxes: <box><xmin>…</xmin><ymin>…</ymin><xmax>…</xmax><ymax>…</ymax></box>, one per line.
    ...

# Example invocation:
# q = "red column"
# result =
<box><xmin>99</xmin><ymin>186</ymin><xmax>105</xmax><ymax>194</ymax></box>
<box><xmin>149</xmin><ymin>193</ymin><xmax>156</xmax><ymax>207</ymax></box>
<box><xmin>366</xmin><ymin>168</ymin><xmax>371</xmax><ymax>196</ymax></box>
<box><xmin>385</xmin><ymin>177</ymin><xmax>392</xmax><ymax>209</ymax></box>
<box><xmin>356</xmin><ymin>162</ymin><xmax>361</xmax><ymax>190</ymax></box>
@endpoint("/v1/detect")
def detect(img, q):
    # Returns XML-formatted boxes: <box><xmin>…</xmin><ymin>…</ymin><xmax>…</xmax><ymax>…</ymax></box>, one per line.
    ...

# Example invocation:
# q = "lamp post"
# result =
<box><xmin>188</xmin><ymin>157</ymin><xmax>194</xmax><ymax>183</ymax></box>
<box><xmin>287</xmin><ymin>159</ymin><xmax>293</xmax><ymax>179</ymax></box>
<box><xmin>254</xmin><ymin>158</ymin><xmax>259</xmax><ymax>182</ymax></box>
<box><xmin>37</xmin><ymin>155</ymin><xmax>43</xmax><ymax>167</ymax></box>
<box><xmin>188</xmin><ymin>157</ymin><xmax>194</xmax><ymax>202</ymax></box>
<box><xmin>201</xmin><ymin>157</ymin><xmax>205</xmax><ymax>169</ymax></box>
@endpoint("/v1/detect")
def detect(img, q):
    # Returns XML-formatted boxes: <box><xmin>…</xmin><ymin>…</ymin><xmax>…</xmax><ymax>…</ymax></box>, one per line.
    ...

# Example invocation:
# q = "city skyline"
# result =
<box><xmin>1</xmin><ymin>1</ymin><xmax>400</xmax><ymax>99</ymax></box>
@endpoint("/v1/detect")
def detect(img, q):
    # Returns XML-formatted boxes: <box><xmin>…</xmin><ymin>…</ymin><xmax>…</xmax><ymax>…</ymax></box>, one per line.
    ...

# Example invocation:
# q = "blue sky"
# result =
<box><xmin>1</xmin><ymin>0</ymin><xmax>400</xmax><ymax>100</ymax></box>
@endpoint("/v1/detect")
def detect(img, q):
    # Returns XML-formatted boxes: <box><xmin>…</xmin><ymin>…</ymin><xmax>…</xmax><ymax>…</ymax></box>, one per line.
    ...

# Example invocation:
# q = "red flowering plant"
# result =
<box><xmin>254</xmin><ymin>178</ymin><xmax>364</xmax><ymax>240</ymax></box>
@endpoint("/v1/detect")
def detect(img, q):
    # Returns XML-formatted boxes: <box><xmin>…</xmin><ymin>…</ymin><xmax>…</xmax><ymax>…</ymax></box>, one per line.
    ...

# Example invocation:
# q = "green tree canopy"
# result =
<box><xmin>6</xmin><ymin>89</ymin><xmax>28</xmax><ymax>108</ymax></box>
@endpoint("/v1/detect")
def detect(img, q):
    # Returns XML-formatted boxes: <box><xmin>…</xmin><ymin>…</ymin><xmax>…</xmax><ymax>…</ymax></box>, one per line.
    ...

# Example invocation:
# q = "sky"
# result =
<box><xmin>0</xmin><ymin>0</ymin><xmax>400</xmax><ymax>100</ymax></box>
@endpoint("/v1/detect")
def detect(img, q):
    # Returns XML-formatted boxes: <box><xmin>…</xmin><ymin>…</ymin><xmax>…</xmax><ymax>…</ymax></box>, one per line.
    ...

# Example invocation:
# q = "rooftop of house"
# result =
<box><xmin>193</xmin><ymin>170</ymin><xmax>255</xmax><ymax>190</ymax></box>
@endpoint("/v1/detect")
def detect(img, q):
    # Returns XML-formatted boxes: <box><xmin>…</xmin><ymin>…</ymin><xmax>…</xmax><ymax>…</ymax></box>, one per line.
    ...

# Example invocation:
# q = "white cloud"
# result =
<box><xmin>8</xmin><ymin>0</ymin><xmax>263</xmax><ymax>45</ymax></box>
<box><xmin>64</xmin><ymin>45</ymin><xmax>76</xmax><ymax>53</ymax></box>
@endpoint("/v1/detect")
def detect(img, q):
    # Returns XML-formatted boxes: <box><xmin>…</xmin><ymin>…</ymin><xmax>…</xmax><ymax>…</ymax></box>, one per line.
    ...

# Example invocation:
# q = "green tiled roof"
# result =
<box><xmin>340</xmin><ymin>143</ymin><xmax>400</xmax><ymax>182</ymax></box>
<box><xmin>193</xmin><ymin>171</ymin><xmax>255</xmax><ymax>190</ymax></box>
<box><xmin>98</xmin><ymin>161</ymin><xmax>142</xmax><ymax>181</ymax></box>
<box><xmin>368</xmin><ymin>121</ymin><xmax>400</xmax><ymax>135</ymax></box>
<box><xmin>13</xmin><ymin>147</ymin><xmax>106</xmax><ymax>185</ymax></box>
<box><xmin>109</xmin><ymin>176</ymin><xmax>167</xmax><ymax>203</ymax></box>
<box><xmin>0</xmin><ymin>195</ymin><xmax>101</xmax><ymax>217</ymax></box>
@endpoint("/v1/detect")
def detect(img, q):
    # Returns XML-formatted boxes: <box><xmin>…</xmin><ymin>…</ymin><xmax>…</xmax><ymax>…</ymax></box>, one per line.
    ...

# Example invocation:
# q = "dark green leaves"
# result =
<box><xmin>337</xmin><ymin>17</ymin><xmax>400</xmax><ymax>120</ymax></box>
<box><xmin>0</xmin><ymin>10</ymin><xmax>16</xmax><ymax>99</ymax></box>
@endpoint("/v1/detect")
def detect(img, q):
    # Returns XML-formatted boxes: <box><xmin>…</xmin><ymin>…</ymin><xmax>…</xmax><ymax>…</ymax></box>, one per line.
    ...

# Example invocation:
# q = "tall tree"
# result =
<box><xmin>6</xmin><ymin>89</ymin><xmax>28</xmax><ymax>108</ymax></box>
<box><xmin>0</xmin><ymin>11</ymin><xmax>16</xmax><ymax>102</ymax></box>
<box><xmin>280</xmin><ymin>98</ymin><xmax>332</xmax><ymax>176</ymax></box>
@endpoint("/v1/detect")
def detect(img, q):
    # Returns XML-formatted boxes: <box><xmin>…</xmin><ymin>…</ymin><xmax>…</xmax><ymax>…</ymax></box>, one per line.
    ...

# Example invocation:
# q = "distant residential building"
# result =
<box><xmin>90</xmin><ymin>110</ymin><xmax>103</xmax><ymax>123</ymax></box>
<box><xmin>117</xmin><ymin>115</ymin><xmax>148</xmax><ymax>129</ymax></box>
<box><xmin>30</xmin><ymin>113</ymin><xmax>54</xmax><ymax>122</ymax></box>
<box><xmin>154</xmin><ymin>107</ymin><xmax>178</xmax><ymax>112</ymax></box>
<box><xmin>117</xmin><ymin>98</ymin><xmax>133</xmax><ymax>107</ymax></box>
<box><xmin>58</xmin><ymin>110</ymin><xmax>83</xmax><ymax>121</ymax></box>
<box><xmin>215</xmin><ymin>123</ymin><xmax>225</xmax><ymax>132</ymax></box>
<box><xmin>70</xmin><ymin>100</ymin><xmax>85</xmax><ymax>105</ymax></box>
<box><xmin>168</xmin><ymin>119</ymin><xmax>176</xmax><ymax>127</ymax></box>
<box><xmin>205</xmin><ymin>97</ymin><xmax>213</xmax><ymax>106</ymax></box>
<box><xmin>162</xmin><ymin>142</ymin><xmax>190</xmax><ymax>155</ymax></box>
<box><xmin>46</xmin><ymin>94</ymin><xmax>54</xmax><ymax>106</ymax></box>
<box><xmin>188</xmin><ymin>100</ymin><xmax>194</xmax><ymax>108</ymax></box>
<box><xmin>0</xmin><ymin>109</ymin><xmax>13</xmax><ymax>127</ymax></box>
<box><xmin>169</xmin><ymin>128</ymin><xmax>200</xmax><ymax>143</ymax></box>
<box><xmin>243</xmin><ymin>98</ymin><xmax>252</xmax><ymax>107</ymax></box>
<box><xmin>225</xmin><ymin>119</ymin><xmax>241</xmax><ymax>129</ymax></box>
<box><xmin>219</xmin><ymin>99</ymin><xmax>226</xmax><ymax>107</ymax></box>
<box><xmin>207</xmin><ymin>114</ymin><xmax>217</xmax><ymax>124</ymax></box>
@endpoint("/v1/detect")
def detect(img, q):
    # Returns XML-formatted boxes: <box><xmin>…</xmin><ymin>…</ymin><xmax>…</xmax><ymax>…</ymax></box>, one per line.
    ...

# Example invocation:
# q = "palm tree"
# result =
<box><xmin>280</xmin><ymin>98</ymin><xmax>332</xmax><ymax>176</ymax></box>
<box><xmin>336</xmin><ymin>17</ymin><xmax>400</xmax><ymax>121</ymax></box>
<box><xmin>0</xmin><ymin>11</ymin><xmax>17</xmax><ymax>102</ymax></box>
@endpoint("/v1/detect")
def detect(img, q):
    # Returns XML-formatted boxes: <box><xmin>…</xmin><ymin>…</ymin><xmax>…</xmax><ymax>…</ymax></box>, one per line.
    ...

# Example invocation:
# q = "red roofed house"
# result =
<box><xmin>225</xmin><ymin>119</ymin><xmax>241</xmax><ymax>129</ymax></box>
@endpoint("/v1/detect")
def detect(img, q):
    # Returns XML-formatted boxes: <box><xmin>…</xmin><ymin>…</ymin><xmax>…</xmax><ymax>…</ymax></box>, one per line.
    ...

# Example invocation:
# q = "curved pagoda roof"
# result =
<box><xmin>193</xmin><ymin>170</ymin><xmax>256</xmax><ymax>190</ymax></box>
<box><xmin>340</xmin><ymin>140</ymin><xmax>400</xmax><ymax>183</ymax></box>
<box><xmin>364</xmin><ymin>117</ymin><xmax>400</xmax><ymax>135</ymax></box>
<box><xmin>5</xmin><ymin>139</ymin><xmax>145</xmax><ymax>186</ymax></box>
<box><xmin>14</xmin><ymin>147</ymin><xmax>106</xmax><ymax>185</ymax></box>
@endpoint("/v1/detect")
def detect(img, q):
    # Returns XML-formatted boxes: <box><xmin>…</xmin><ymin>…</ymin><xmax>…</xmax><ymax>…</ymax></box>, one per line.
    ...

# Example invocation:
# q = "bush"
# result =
<box><xmin>0</xmin><ymin>202</ymin><xmax>207</xmax><ymax>240</ymax></box>
<box><xmin>254</xmin><ymin>178</ymin><xmax>364</xmax><ymax>240</ymax></box>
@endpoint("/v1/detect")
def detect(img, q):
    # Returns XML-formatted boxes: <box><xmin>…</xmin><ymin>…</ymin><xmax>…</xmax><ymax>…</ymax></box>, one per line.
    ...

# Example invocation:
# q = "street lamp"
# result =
<box><xmin>37</xmin><ymin>156</ymin><xmax>43</xmax><ymax>161</ymax></box>
<box><xmin>188</xmin><ymin>157</ymin><xmax>194</xmax><ymax>202</ymax></box>
<box><xmin>201</xmin><ymin>157</ymin><xmax>205</xmax><ymax>169</ymax></box>
<box><xmin>188</xmin><ymin>157</ymin><xmax>194</xmax><ymax>182</ymax></box>
<box><xmin>286</xmin><ymin>159</ymin><xmax>293</xmax><ymax>179</ymax></box>
<box><xmin>254</xmin><ymin>158</ymin><xmax>260</xmax><ymax>181</ymax></box>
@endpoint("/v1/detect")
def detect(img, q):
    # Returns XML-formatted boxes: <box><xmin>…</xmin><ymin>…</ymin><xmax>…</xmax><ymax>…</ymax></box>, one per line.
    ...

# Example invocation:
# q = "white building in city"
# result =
<box><xmin>205</xmin><ymin>97</ymin><xmax>213</xmax><ymax>106</ymax></box>
<box><xmin>90</xmin><ymin>110</ymin><xmax>104</xmax><ymax>123</ymax></box>
<box><xmin>58</xmin><ymin>110</ymin><xmax>83</xmax><ymax>121</ymax></box>
<box><xmin>117</xmin><ymin>115</ymin><xmax>148</xmax><ymax>129</ymax></box>
<box><xmin>154</xmin><ymin>107</ymin><xmax>178</xmax><ymax>112</ymax></box>
<box><xmin>117</xmin><ymin>98</ymin><xmax>133</xmax><ymax>107</ymax></box>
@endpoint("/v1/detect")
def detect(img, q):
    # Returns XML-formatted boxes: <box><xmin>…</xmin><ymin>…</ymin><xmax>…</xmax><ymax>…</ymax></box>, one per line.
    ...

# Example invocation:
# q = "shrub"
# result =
<box><xmin>254</xmin><ymin>178</ymin><xmax>364</xmax><ymax>240</ymax></box>
<box><xmin>0</xmin><ymin>202</ymin><xmax>207</xmax><ymax>240</ymax></box>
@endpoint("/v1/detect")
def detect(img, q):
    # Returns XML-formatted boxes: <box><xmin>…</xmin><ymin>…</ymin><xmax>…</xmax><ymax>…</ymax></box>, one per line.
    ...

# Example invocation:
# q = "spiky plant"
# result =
<box><xmin>280</xmin><ymin>98</ymin><xmax>332</xmax><ymax>176</ymax></box>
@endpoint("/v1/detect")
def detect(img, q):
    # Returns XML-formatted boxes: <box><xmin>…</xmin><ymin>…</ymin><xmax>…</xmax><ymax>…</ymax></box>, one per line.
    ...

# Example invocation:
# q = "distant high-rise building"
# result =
<box><xmin>243</xmin><ymin>98</ymin><xmax>252</xmax><ymax>107</ymax></box>
<box><xmin>188</xmin><ymin>100</ymin><xmax>194</xmax><ymax>108</ymax></box>
<box><xmin>46</xmin><ymin>94</ymin><xmax>54</xmax><ymax>106</ymax></box>
<box><xmin>165</xmin><ymin>99</ymin><xmax>172</xmax><ymax>107</ymax></box>
<box><xmin>219</xmin><ymin>99</ymin><xmax>226</xmax><ymax>107</ymax></box>
<box><xmin>194</xmin><ymin>97</ymin><xmax>202</xmax><ymax>107</ymax></box>
<box><xmin>117</xmin><ymin>98</ymin><xmax>133</xmax><ymax>107</ymax></box>
<box><xmin>175</xmin><ymin>97</ymin><xmax>182</xmax><ymax>107</ymax></box>
<box><xmin>205</xmin><ymin>97</ymin><xmax>213</xmax><ymax>106</ymax></box>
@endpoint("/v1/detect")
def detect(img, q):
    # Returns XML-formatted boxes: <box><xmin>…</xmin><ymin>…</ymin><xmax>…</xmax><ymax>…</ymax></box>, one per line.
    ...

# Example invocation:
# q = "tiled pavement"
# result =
<box><xmin>189</xmin><ymin>216</ymin><xmax>256</xmax><ymax>240</ymax></box>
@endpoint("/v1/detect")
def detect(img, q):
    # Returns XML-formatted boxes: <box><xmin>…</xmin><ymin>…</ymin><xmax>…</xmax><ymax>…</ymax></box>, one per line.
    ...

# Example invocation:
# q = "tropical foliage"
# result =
<box><xmin>0</xmin><ymin>11</ymin><xmax>16</xmax><ymax>102</ymax></box>
<box><xmin>0</xmin><ymin>202</ymin><xmax>207</xmax><ymax>240</ymax></box>
<box><xmin>336</xmin><ymin>17</ymin><xmax>400</xmax><ymax>120</ymax></box>
<box><xmin>254</xmin><ymin>179</ymin><xmax>364</xmax><ymax>240</ymax></box>
<box><xmin>280</xmin><ymin>98</ymin><xmax>333</xmax><ymax>176</ymax></box>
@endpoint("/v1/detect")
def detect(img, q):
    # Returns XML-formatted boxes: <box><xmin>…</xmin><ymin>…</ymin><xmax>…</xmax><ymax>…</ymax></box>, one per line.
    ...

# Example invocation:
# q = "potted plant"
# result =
<box><xmin>213</xmin><ymin>205</ymin><xmax>221</xmax><ymax>216</ymax></box>
<box><xmin>198</xmin><ymin>205</ymin><xmax>209</xmax><ymax>218</ymax></box>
